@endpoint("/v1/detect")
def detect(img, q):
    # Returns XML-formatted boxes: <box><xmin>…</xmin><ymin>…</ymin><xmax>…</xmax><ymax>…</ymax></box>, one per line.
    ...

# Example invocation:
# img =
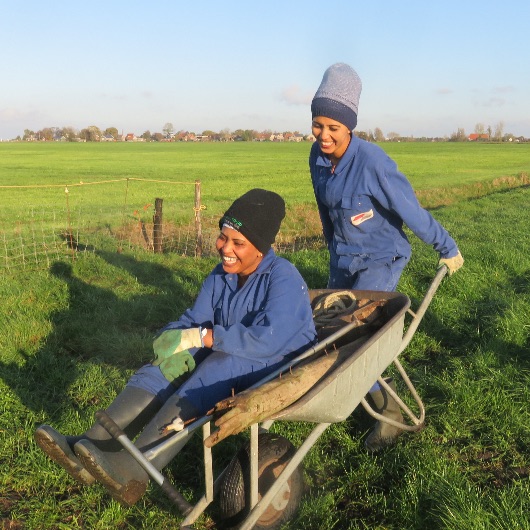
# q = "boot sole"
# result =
<box><xmin>75</xmin><ymin>441</ymin><xmax>147</xmax><ymax>506</ymax></box>
<box><xmin>34</xmin><ymin>429</ymin><xmax>95</xmax><ymax>486</ymax></box>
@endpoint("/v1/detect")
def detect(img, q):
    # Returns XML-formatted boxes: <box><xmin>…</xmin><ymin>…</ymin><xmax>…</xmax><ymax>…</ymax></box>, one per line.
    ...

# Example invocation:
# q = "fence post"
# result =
<box><xmin>65</xmin><ymin>185</ymin><xmax>76</xmax><ymax>261</ymax></box>
<box><xmin>194</xmin><ymin>180</ymin><xmax>203</xmax><ymax>258</ymax></box>
<box><xmin>153</xmin><ymin>198</ymin><xmax>163</xmax><ymax>253</ymax></box>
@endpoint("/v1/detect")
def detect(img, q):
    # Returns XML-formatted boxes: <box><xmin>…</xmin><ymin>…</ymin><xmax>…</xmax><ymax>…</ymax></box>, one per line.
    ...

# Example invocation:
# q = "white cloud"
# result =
<box><xmin>483</xmin><ymin>97</ymin><xmax>506</xmax><ymax>108</ymax></box>
<box><xmin>493</xmin><ymin>86</ymin><xmax>515</xmax><ymax>94</ymax></box>
<box><xmin>278</xmin><ymin>85</ymin><xmax>313</xmax><ymax>106</ymax></box>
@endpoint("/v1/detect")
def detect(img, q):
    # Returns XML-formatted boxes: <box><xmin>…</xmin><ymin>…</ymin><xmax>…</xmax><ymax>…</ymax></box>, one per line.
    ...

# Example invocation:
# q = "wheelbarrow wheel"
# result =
<box><xmin>217</xmin><ymin>432</ymin><xmax>304</xmax><ymax>529</ymax></box>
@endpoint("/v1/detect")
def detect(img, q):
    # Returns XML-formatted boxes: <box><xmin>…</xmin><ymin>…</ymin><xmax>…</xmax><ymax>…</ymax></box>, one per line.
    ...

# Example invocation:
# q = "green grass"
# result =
<box><xmin>381</xmin><ymin>141</ymin><xmax>530</xmax><ymax>188</ymax></box>
<box><xmin>1</xmin><ymin>141</ymin><xmax>529</xmax><ymax>208</ymax></box>
<box><xmin>1</xmin><ymin>141</ymin><xmax>529</xmax><ymax>273</ymax></box>
<box><xmin>1</xmin><ymin>143</ymin><xmax>530</xmax><ymax>529</ymax></box>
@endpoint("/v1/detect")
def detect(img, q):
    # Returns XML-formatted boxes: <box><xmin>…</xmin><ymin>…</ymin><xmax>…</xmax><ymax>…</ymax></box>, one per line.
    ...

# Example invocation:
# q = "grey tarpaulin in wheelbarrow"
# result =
<box><xmin>97</xmin><ymin>266</ymin><xmax>448</xmax><ymax>529</ymax></box>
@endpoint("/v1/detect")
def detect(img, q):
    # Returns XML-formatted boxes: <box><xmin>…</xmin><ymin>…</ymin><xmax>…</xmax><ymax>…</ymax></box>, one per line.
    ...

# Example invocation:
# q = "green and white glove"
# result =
<box><xmin>152</xmin><ymin>328</ymin><xmax>202</xmax><ymax>383</ymax></box>
<box><xmin>154</xmin><ymin>351</ymin><xmax>196</xmax><ymax>384</ymax></box>
<box><xmin>438</xmin><ymin>250</ymin><xmax>464</xmax><ymax>275</ymax></box>
<box><xmin>153</xmin><ymin>328</ymin><xmax>202</xmax><ymax>362</ymax></box>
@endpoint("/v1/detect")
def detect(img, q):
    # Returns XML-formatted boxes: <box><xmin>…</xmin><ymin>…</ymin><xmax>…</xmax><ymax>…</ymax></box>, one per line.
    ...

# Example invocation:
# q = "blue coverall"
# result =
<box><xmin>127</xmin><ymin>250</ymin><xmax>317</xmax><ymax>414</ymax></box>
<box><xmin>310</xmin><ymin>136</ymin><xmax>459</xmax><ymax>291</ymax></box>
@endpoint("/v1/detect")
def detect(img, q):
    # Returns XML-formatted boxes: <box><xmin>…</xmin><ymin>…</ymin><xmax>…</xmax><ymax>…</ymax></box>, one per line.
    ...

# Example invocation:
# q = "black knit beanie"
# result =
<box><xmin>311</xmin><ymin>63</ymin><xmax>362</xmax><ymax>131</ymax></box>
<box><xmin>219</xmin><ymin>189</ymin><xmax>286</xmax><ymax>253</ymax></box>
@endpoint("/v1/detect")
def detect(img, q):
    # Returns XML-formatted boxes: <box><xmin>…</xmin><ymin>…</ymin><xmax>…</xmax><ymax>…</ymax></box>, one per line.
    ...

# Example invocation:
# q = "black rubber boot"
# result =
<box><xmin>75</xmin><ymin>394</ymin><xmax>199</xmax><ymax>506</ymax></box>
<box><xmin>364</xmin><ymin>378</ymin><xmax>405</xmax><ymax>452</ymax></box>
<box><xmin>34</xmin><ymin>386</ymin><xmax>161</xmax><ymax>485</ymax></box>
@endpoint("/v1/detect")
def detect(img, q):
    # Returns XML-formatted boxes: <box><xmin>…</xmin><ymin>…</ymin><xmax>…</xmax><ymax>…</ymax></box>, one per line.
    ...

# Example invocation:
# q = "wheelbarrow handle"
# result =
<box><xmin>398</xmin><ymin>264</ymin><xmax>448</xmax><ymax>355</ymax></box>
<box><xmin>95</xmin><ymin>409</ymin><xmax>124</xmax><ymax>439</ymax></box>
<box><xmin>95</xmin><ymin>410</ymin><xmax>193</xmax><ymax>515</ymax></box>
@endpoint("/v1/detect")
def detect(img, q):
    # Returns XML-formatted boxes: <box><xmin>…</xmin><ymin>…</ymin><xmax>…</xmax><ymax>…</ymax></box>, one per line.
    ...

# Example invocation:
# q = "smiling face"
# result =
<box><xmin>311</xmin><ymin>116</ymin><xmax>351</xmax><ymax>164</ymax></box>
<box><xmin>216</xmin><ymin>226</ymin><xmax>263</xmax><ymax>278</ymax></box>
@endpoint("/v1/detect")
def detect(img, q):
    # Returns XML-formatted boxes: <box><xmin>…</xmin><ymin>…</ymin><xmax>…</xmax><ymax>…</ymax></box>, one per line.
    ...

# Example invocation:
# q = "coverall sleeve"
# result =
<box><xmin>374</xmin><ymin>157</ymin><xmax>459</xmax><ymax>259</ymax></box>
<box><xmin>213</xmin><ymin>261</ymin><xmax>315</xmax><ymax>361</ymax></box>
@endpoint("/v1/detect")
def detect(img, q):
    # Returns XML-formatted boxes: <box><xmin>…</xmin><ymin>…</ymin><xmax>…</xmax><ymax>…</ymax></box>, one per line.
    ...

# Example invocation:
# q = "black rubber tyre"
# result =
<box><xmin>217</xmin><ymin>432</ymin><xmax>304</xmax><ymax>530</ymax></box>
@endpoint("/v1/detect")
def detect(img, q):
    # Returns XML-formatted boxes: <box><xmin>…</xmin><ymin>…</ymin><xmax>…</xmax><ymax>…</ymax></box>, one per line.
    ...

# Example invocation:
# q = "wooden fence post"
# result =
<box><xmin>194</xmin><ymin>180</ymin><xmax>203</xmax><ymax>258</ymax></box>
<box><xmin>65</xmin><ymin>185</ymin><xmax>76</xmax><ymax>261</ymax></box>
<box><xmin>153</xmin><ymin>198</ymin><xmax>163</xmax><ymax>253</ymax></box>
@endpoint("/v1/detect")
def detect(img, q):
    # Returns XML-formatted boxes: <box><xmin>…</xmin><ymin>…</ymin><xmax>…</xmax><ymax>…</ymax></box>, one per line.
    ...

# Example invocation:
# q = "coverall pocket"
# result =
<box><xmin>341</xmin><ymin>195</ymin><xmax>383</xmax><ymax>233</ymax></box>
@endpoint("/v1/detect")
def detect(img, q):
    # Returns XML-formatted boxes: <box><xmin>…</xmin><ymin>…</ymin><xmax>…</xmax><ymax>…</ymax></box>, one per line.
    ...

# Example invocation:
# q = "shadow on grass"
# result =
<box><xmin>0</xmin><ymin>248</ymin><xmax>209</xmax><ymax>421</ymax></box>
<box><xmin>0</xmin><ymin>246</ymin><xmax>235</xmax><ymax>525</ymax></box>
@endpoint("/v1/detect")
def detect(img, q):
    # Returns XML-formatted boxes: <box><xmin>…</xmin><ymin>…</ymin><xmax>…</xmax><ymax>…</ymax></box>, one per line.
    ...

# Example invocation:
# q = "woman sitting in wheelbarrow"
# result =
<box><xmin>35</xmin><ymin>188</ymin><xmax>317</xmax><ymax>506</ymax></box>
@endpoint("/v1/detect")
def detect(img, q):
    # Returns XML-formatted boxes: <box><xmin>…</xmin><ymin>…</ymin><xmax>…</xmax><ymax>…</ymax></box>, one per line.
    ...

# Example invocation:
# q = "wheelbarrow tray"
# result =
<box><xmin>270</xmin><ymin>288</ymin><xmax>410</xmax><ymax>424</ymax></box>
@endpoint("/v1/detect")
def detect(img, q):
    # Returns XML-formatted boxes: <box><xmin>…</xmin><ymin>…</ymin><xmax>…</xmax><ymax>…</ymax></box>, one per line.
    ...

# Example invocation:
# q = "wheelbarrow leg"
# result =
<box><xmin>361</xmin><ymin>366</ymin><xmax>426</xmax><ymax>434</ymax></box>
<box><xmin>237</xmin><ymin>422</ymin><xmax>331</xmax><ymax>530</ymax></box>
<box><xmin>361</xmin><ymin>265</ymin><xmax>449</xmax><ymax>445</ymax></box>
<box><xmin>179</xmin><ymin>420</ymin><xmax>220</xmax><ymax>527</ymax></box>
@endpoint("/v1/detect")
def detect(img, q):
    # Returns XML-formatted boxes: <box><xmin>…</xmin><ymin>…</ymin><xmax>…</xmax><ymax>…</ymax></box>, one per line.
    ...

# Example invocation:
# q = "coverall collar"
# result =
<box><xmin>315</xmin><ymin>135</ymin><xmax>360</xmax><ymax>175</ymax></box>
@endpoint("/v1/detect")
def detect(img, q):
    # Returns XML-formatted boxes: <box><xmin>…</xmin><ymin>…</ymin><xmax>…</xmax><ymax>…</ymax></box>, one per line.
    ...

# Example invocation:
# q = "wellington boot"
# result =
<box><xmin>34</xmin><ymin>427</ymin><xmax>96</xmax><ymax>485</ymax></box>
<box><xmin>364</xmin><ymin>378</ymin><xmax>405</xmax><ymax>452</ymax></box>
<box><xmin>35</xmin><ymin>386</ymin><xmax>161</xmax><ymax>486</ymax></box>
<box><xmin>75</xmin><ymin>394</ymin><xmax>198</xmax><ymax>506</ymax></box>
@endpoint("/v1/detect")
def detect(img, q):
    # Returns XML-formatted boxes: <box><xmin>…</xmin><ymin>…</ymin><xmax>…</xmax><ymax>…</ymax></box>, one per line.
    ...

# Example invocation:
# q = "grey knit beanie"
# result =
<box><xmin>311</xmin><ymin>63</ymin><xmax>362</xmax><ymax>130</ymax></box>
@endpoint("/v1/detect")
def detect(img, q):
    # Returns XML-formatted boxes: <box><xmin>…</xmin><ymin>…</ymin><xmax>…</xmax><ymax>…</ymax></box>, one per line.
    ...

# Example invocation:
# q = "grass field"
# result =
<box><xmin>1</xmin><ymin>141</ymin><xmax>529</xmax><ymax>272</ymax></box>
<box><xmin>2</xmin><ymin>140</ymin><xmax>530</xmax><ymax>192</ymax></box>
<box><xmin>1</xmin><ymin>142</ymin><xmax>530</xmax><ymax>529</ymax></box>
<box><xmin>1</xmin><ymin>142</ymin><xmax>528</xmax><ymax>232</ymax></box>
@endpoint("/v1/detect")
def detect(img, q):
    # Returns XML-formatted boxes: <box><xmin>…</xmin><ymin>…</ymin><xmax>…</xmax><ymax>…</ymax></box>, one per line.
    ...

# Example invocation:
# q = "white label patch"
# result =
<box><xmin>351</xmin><ymin>209</ymin><xmax>374</xmax><ymax>226</ymax></box>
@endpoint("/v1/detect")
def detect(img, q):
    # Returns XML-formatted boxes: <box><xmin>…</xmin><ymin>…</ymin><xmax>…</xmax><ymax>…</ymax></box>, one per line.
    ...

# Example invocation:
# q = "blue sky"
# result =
<box><xmin>1</xmin><ymin>1</ymin><xmax>529</xmax><ymax>140</ymax></box>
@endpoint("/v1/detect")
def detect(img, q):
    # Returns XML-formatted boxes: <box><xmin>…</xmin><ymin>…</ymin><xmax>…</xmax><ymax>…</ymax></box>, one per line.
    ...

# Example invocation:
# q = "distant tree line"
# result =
<box><xmin>447</xmin><ymin>121</ymin><xmax>525</xmax><ymax>142</ymax></box>
<box><xmin>355</xmin><ymin>122</ymin><xmax>527</xmax><ymax>143</ymax></box>
<box><xmin>14</xmin><ymin>120</ymin><xmax>528</xmax><ymax>143</ymax></box>
<box><xmin>16</xmin><ymin>123</ymin><xmax>311</xmax><ymax>143</ymax></box>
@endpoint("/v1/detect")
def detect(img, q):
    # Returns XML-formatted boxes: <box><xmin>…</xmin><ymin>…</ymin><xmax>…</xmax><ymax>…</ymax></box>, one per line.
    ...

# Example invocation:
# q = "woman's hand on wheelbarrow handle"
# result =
<box><xmin>438</xmin><ymin>250</ymin><xmax>463</xmax><ymax>276</ymax></box>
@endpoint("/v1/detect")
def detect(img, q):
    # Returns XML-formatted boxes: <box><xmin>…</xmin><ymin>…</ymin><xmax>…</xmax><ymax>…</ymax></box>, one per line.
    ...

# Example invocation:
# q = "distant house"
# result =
<box><xmin>101</xmin><ymin>134</ymin><xmax>116</xmax><ymax>142</ymax></box>
<box><xmin>122</xmin><ymin>133</ymin><xmax>144</xmax><ymax>142</ymax></box>
<box><xmin>289</xmin><ymin>134</ymin><xmax>304</xmax><ymax>142</ymax></box>
<box><xmin>174</xmin><ymin>131</ymin><xmax>197</xmax><ymax>142</ymax></box>
<box><xmin>468</xmin><ymin>133</ymin><xmax>489</xmax><ymax>141</ymax></box>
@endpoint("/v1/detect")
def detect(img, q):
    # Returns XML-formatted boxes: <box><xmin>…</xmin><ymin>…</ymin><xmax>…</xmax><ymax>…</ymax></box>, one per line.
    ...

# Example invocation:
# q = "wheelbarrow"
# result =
<box><xmin>96</xmin><ymin>265</ymin><xmax>448</xmax><ymax>529</ymax></box>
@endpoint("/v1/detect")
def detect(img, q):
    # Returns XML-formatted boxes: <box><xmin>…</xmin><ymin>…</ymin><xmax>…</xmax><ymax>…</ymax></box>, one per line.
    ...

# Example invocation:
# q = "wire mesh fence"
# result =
<box><xmin>1</xmin><ymin>178</ymin><xmax>326</xmax><ymax>274</ymax></box>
